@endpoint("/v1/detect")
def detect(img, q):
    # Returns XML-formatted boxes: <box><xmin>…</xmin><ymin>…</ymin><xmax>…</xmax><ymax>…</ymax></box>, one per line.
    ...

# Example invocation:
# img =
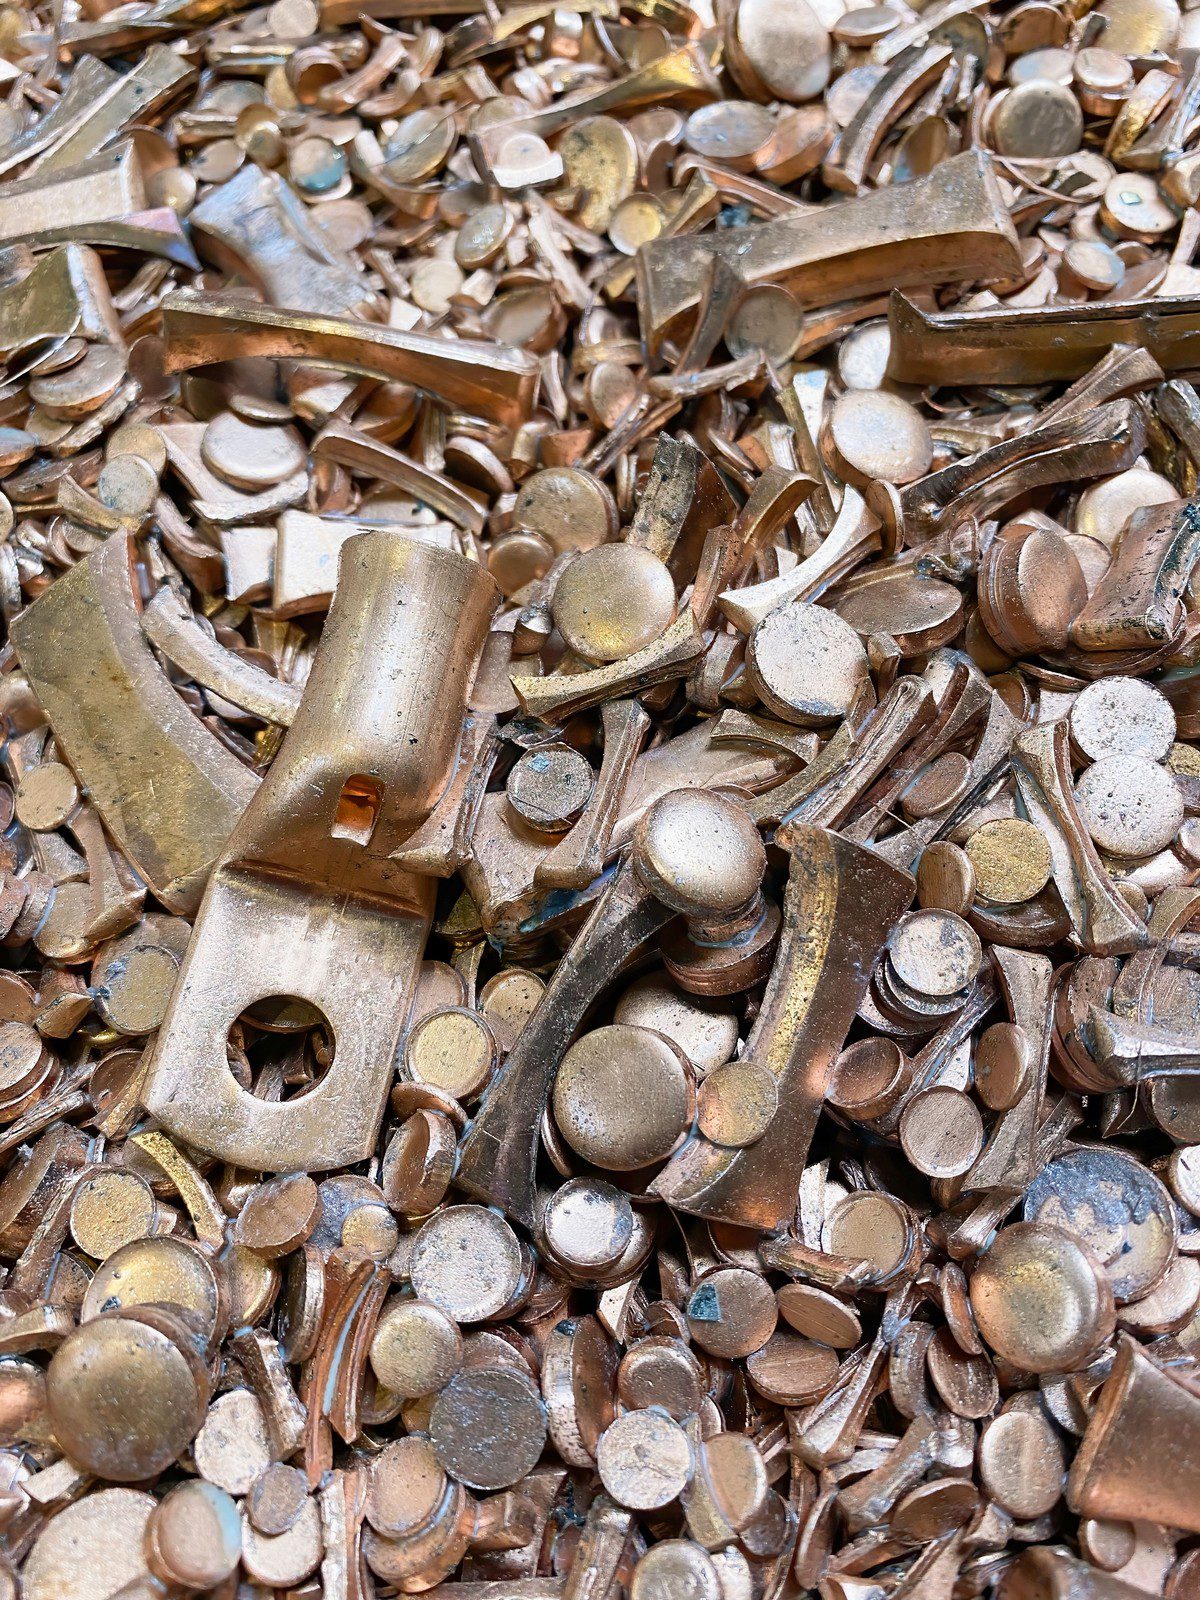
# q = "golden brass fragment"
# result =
<box><xmin>883</xmin><ymin>399</ymin><xmax>1146</xmax><ymax>546</ymax></box>
<box><xmin>11</xmin><ymin>207</ymin><xmax>200</xmax><ymax>270</ymax></box>
<box><xmin>140</xmin><ymin>588</ymin><xmax>303</xmax><ymax>726</ymax></box>
<box><xmin>0</xmin><ymin>56</ymin><xmax>117</xmax><ymax>177</ymax></box>
<box><xmin>456</xmin><ymin>861</ymin><xmax>676</xmax><ymax>1226</ymax></box>
<box><xmin>143</xmin><ymin>534</ymin><xmax>496</xmax><ymax>1169</ymax></box>
<box><xmin>0</xmin><ymin>244</ymin><xmax>122</xmax><ymax>357</ymax></box>
<box><xmin>29</xmin><ymin>45</ymin><xmax>193</xmax><ymax>174</ymax></box>
<box><xmin>1070</xmin><ymin>497</ymin><xmax>1200</xmax><ymax>651</ymax></box>
<box><xmin>0</xmin><ymin>143</ymin><xmax>145</xmax><ymax>246</ymax></box>
<box><xmin>10</xmin><ymin>534</ymin><xmax>258</xmax><ymax>914</ymax></box>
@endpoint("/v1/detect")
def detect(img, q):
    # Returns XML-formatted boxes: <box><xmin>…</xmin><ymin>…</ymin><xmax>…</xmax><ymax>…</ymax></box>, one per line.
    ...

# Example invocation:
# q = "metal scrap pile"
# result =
<box><xmin>0</xmin><ymin>0</ymin><xmax>1198</xmax><ymax>1593</ymax></box>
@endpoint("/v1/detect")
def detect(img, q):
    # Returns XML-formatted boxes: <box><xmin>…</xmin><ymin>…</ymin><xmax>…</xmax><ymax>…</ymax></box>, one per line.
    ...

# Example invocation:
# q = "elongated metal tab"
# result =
<box><xmin>471</xmin><ymin>43</ymin><xmax>719</xmax><ymax>181</ymax></box>
<box><xmin>888</xmin><ymin>290</ymin><xmax>1200</xmax><ymax>386</ymax></box>
<box><xmin>142</xmin><ymin>534</ymin><xmax>498</xmax><ymax>1170</ymax></box>
<box><xmin>536</xmin><ymin>700</ymin><xmax>650</xmax><ymax>892</ymax></box>
<box><xmin>1070</xmin><ymin>497</ymin><xmax>1200</xmax><ymax>650</ymax></box>
<box><xmin>140</xmin><ymin>588</ymin><xmax>303</xmax><ymax>727</ymax></box>
<box><xmin>511</xmin><ymin>610</ymin><xmax>706</xmax><ymax>722</ymax></box>
<box><xmin>650</xmin><ymin>825</ymin><xmax>914</xmax><ymax>1231</ymax></box>
<box><xmin>161</xmin><ymin>293</ymin><xmax>541</xmax><ymax>429</ymax></box>
<box><xmin>888</xmin><ymin>399</ymin><xmax>1146</xmax><ymax>546</ymax></box>
<box><xmin>964</xmin><ymin>947</ymin><xmax>1051</xmax><ymax>1193</ymax></box>
<box><xmin>636</xmin><ymin>151</ymin><xmax>1021</xmax><ymax>353</ymax></box>
<box><xmin>0</xmin><ymin>55</ymin><xmax>116</xmax><ymax>177</ymax></box>
<box><xmin>313</xmin><ymin>419</ymin><xmax>488</xmax><ymax>535</ymax></box>
<box><xmin>456</xmin><ymin>860</ymin><xmax>676</xmax><ymax>1227</ymax></box>
<box><xmin>27</xmin><ymin>43</ymin><xmax>193</xmax><ymax>174</ymax></box>
<box><xmin>720</xmin><ymin>486</ymin><xmax>879</xmax><ymax>633</ymax></box>
<box><xmin>1011</xmin><ymin>720</ymin><xmax>1148</xmax><ymax>957</ymax></box>
<box><xmin>0</xmin><ymin>142</ymin><xmax>145</xmax><ymax>246</ymax></box>
<box><xmin>627</xmin><ymin>434</ymin><xmax>737</xmax><ymax>576</ymax></box>
<box><xmin>10</xmin><ymin>207</ymin><xmax>199</xmax><ymax>270</ymax></box>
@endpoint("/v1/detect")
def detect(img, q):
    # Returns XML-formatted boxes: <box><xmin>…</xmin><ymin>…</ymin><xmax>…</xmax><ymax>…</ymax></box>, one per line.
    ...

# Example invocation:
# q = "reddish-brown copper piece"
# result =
<box><xmin>651</xmin><ymin>826</ymin><xmax>913</xmax><ymax>1230</ymax></box>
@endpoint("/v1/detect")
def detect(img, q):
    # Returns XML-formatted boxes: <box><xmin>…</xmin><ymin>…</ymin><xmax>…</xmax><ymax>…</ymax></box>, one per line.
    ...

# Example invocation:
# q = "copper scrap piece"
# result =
<box><xmin>638</xmin><ymin>151</ymin><xmax>1021</xmax><ymax>352</ymax></box>
<box><xmin>161</xmin><ymin>293</ymin><xmax>540</xmax><ymax>428</ymax></box>
<box><xmin>651</xmin><ymin>826</ymin><xmax>913</xmax><ymax>1230</ymax></box>
<box><xmin>888</xmin><ymin>289</ymin><xmax>1200</xmax><ymax>387</ymax></box>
